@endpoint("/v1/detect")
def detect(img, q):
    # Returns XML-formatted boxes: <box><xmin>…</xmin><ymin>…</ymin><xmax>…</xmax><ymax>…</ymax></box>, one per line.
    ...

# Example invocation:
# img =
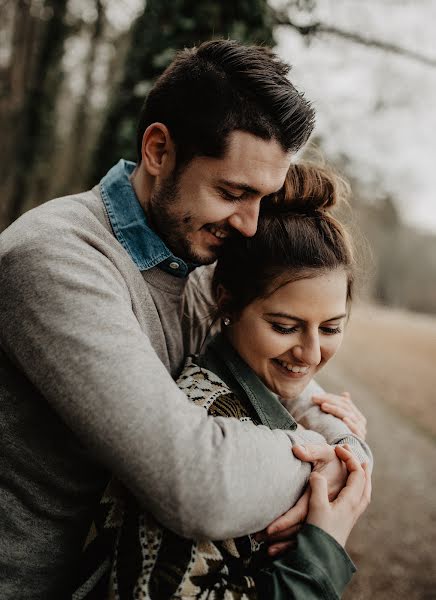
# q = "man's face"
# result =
<box><xmin>148</xmin><ymin>131</ymin><xmax>292</xmax><ymax>264</ymax></box>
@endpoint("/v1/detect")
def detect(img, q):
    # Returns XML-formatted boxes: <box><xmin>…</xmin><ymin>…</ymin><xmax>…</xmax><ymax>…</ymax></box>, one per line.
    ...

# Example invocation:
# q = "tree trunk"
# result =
<box><xmin>2</xmin><ymin>0</ymin><xmax>69</xmax><ymax>228</ymax></box>
<box><xmin>60</xmin><ymin>0</ymin><xmax>105</xmax><ymax>194</ymax></box>
<box><xmin>0</xmin><ymin>0</ymin><xmax>41</xmax><ymax>229</ymax></box>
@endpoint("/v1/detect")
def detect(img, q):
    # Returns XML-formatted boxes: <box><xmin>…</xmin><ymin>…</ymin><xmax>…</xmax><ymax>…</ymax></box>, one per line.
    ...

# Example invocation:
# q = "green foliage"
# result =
<box><xmin>90</xmin><ymin>0</ymin><xmax>275</xmax><ymax>182</ymax></box>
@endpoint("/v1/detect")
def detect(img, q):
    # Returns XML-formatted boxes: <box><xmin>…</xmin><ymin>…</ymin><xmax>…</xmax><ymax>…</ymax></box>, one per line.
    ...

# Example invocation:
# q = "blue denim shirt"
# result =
<box><xmin>100</xmin><ymin>159</ymin><xmax>195</xmax><ymax>278</ymax></box>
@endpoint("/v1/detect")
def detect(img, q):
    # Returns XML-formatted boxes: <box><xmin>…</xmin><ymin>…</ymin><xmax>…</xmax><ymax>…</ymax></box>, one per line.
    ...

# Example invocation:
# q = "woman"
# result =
<box><xmin>77</xmin><ymin>163</ymin><xmax>372</xmax><ymax>599</ymax></box>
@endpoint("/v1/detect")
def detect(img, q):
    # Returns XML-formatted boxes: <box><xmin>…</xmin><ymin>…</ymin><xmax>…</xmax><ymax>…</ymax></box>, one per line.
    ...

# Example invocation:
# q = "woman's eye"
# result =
<box><xmin>320</xmin><ymin>326</ymin><xmax>342</xmax><ymax>335</ymax></box>
<box><xmin>272</xmin><ymin>324</ymin><xmax>298</xmax><ymax>335</ymax></box>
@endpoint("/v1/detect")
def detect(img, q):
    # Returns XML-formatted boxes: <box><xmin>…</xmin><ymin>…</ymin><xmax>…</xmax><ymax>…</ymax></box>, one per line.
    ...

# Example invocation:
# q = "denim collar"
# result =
<box><xmin>99</xmin><ymin>159</ymin><xmax>195</xmax><ymax>277</ymax></box>
<box><xmin>198</xmin><ymin>333</ymin><xmax>297</xmax><ymax>431</ymax></box>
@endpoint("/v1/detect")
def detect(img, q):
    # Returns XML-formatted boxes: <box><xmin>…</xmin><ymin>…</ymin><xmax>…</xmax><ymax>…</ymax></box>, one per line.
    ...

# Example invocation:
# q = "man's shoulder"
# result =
<box><xmin>1</xmin><ymin>188</ymin><xmax>108</xmax><ymax>247</ymax></box>
<box><xmin>0</xmin><ymin>187</ymin><xmax>121</xmax><ymax>272</ymax></box>
<box><xmin>0</xmin><ymin>187</ymin><xmax>135</xmax><ymax>302</ymax></box>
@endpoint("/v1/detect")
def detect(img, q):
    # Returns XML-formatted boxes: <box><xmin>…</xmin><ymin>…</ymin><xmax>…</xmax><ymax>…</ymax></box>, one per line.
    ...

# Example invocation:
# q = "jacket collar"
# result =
<box><xmin>199</xmin><ymin>333</ymin><xmax>297</xmax><ymax>431</ymax></box>
<box><xmin>99</xmin><ymin>159</ymin><xmax>195</xmax><ymax>277</ymax></box>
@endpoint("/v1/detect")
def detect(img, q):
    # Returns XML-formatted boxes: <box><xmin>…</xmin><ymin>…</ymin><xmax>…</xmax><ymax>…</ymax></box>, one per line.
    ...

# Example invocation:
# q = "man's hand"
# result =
<box><xmin>312</xmin><ymin>391</ymin><xmax>367</xmax><ymax>440</ymax></box>
<box><xmin>293</xmin><ymin>443</ymin><xmax>348</xmax><ymax>501</ymax></box>
<box><xmin>306</xmin><ymin>445</ymin><xmax>372</xmax><ymax>547</ymax></box>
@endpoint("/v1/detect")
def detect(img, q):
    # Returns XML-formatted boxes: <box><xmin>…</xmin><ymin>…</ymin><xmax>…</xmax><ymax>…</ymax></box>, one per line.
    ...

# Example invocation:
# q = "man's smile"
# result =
<box><xmin>204</xmin><ymin>224</ymin><xmax>231</xmax><ymax>239</ymax></box>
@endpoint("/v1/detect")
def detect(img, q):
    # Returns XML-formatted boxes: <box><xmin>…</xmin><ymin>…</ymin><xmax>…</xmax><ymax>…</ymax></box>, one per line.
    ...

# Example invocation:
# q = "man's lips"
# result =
<box><xmin>204</xmin><ymin>224</ymin><xmax>231</xmax><ymax>240</ymax></box>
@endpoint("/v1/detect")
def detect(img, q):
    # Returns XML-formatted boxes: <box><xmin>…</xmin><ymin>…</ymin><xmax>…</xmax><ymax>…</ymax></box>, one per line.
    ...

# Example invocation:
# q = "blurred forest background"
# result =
<box><xmin>1</xmin><ymin>2</ymin><xmax>436</xmax><ymax>598</ymax></box>
<box><xmin>1</xmin><ymin>0</ymin><xmax>436</xmax><ymax>314</ymax></box>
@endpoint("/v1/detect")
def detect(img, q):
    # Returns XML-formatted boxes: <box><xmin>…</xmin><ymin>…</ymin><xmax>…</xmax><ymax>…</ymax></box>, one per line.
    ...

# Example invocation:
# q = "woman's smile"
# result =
<box><xmin>272</xmin><ymin>358</ymin><xmax>311</xmax><ymax>379</ymax></box>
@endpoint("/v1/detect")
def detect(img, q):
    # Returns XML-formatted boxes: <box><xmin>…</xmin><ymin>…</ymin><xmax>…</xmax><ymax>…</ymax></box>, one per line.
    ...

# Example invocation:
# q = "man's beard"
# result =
<box><xmin>147</xmin><ymin>173</ymin><xmax>216</xmax><ymax>265</ymax></box>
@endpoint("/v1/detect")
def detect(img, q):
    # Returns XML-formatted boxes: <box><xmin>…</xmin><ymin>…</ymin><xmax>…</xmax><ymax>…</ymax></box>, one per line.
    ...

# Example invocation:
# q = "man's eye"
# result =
<box><xmin>220</xmin><ymin>189</ymin><xmax>244</xmax><ymax>202</ymax></box>
<box><xmin>272</xmin><ymin>324</ymin><xmax>298</xmax><ymax>335</ymax></box>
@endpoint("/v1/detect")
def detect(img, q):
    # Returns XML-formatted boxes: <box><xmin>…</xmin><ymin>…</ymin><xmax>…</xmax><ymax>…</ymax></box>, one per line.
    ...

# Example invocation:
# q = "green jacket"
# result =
<box><xmin>197</xmin><ymin>333</ymin><xmax>357</xmax><ymax>600</ymax></box>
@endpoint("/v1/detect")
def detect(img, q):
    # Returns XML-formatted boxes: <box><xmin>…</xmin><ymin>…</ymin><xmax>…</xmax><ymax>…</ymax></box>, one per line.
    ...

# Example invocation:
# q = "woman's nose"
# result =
<box><xmin>292</xmin><ymin>334</ymin><xmax>322</xmax><ymax>366</ymax></box>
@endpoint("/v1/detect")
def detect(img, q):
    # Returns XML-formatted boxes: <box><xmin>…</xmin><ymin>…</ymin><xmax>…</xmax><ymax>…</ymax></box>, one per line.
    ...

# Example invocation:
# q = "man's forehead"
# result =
<box><xmin>216</xmin><ymin>131</ymin><xmax>293</xmax><ymax>193</ymax></box>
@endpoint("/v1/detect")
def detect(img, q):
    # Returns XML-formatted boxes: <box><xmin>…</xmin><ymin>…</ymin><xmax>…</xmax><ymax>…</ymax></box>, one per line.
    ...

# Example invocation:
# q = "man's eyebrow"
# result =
<box><xmin>217</xmin><ymin>179</ymin><xmax>262</xmax><ymax>195</ymax></box>
<box><xmin>264</xmin><ymin>312</ymin><xmax>347</xmax><ymax>321</ymax></box>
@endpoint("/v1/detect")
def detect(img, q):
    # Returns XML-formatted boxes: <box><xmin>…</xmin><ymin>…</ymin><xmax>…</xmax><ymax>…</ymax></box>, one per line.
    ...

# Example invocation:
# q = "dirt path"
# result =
<box><xmin>316</xmin><ymin>305</ymin><xmax>436</xmax><ymax>600</ymax></box>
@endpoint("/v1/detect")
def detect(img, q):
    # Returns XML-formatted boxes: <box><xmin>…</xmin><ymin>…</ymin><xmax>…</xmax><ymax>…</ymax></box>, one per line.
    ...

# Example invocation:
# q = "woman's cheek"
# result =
<box><xmin>322</xmin><ymin>336</ymin><xmax>343</xmax><ymax>363</ymax></box>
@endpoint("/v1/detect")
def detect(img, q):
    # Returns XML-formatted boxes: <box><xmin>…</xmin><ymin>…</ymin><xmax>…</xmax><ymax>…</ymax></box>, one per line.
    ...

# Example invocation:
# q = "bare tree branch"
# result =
<box><xmin>273</xmin><ymin>13</ymin><xmax>436</xmax><ymax>68</ymax></box>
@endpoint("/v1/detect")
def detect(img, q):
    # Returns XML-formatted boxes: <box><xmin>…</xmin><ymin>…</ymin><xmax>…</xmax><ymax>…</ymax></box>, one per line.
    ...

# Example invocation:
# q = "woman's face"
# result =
<box><xmin>226</xmin><ymin>269</ymin><xmax>348</xmax><ymax>400</ymax></box>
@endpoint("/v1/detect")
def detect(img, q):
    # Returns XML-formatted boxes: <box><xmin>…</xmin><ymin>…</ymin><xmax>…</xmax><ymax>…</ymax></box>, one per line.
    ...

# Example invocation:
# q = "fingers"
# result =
<box><xmin>312</xmin><ymin>392</ymin><xmax>352</xmax><ymax>410</ymax></box>
<box><xmin>268</xmin><ymin>540</ymin><xmax>295</xmax><ymax>557</ymax></box>
<box><xmin>265</xmin><ymin>524</ymin><xmax>301</xmax><ymax>542</ymax></box>
<box><xmin>334</xmin><ymin>444</ymin><xmax>358</xmax><ymax>467</ymax></box>
<box><xmin>292</xmin><ymin>443</ymin><xmax>334</xmax><ymax>464</ymax></box>
<box><xmin>312</xmin><ymin>393</ymin><xmax>367</xmax><ymax>439</ymax></box>
<box><xmin>308</xmin><ymin>472</ymin><xmax>329</xmax><ymax>510</ymax></box>
<box><xmin>361</xmin><ymin>462</ymin><xmax>372</xmax><ymax>509</ymax></box>
<box><xmin>313</xmin><ymin>392</ymin><xmax>364</xmax><ymax>420</ymax></box>
<box><xmin>343</xmin><ymin>417</ymin><xmax>366</xmax><ymax>439</ymax></box>
<box><xmin>267</xmin><ymin>488</ymin><xmax>310</xmax><ymax>536</ymax></box>
<box><xmin>333</xmin><ymin>446</ymin><xmax>366</xmax><ymax>506</ymax></box>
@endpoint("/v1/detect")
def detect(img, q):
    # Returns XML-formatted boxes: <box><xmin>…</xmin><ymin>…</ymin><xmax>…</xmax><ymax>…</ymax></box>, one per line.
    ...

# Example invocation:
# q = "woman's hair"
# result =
<box><xmin>212</xmin><ymin>163</ymin><xmax>355</xmax><ymax>317</ymax></box>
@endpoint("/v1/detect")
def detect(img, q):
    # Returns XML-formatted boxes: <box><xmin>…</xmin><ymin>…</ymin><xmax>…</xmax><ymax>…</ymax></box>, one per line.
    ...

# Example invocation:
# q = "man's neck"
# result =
<box><xmin>130</xmin><ymin>165</ymin><xmax>153</xmax><ymax>214</ymax></box>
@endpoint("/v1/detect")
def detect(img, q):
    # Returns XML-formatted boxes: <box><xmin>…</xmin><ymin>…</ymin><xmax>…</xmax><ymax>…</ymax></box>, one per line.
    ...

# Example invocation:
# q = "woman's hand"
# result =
<box><xmin>306</xmin><ymin>444</ymin><xmax>371</xmax><ymax>547</ymax></box>
<box><xmin>312</xmin><ymin>392</ymin><xmax>367</xmax><ymax>439</ymax></box>
<box><xmin>256</xmin><ymin>443</ymin><xmax>349</xmax><ymax>556</ymax></box>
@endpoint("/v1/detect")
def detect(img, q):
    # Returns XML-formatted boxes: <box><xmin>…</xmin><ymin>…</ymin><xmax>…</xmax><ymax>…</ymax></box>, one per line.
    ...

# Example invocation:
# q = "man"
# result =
<box><xmin>0</xmin><ymin>40</ymin><xmax>366</xmax><ymax>598</ymax></box>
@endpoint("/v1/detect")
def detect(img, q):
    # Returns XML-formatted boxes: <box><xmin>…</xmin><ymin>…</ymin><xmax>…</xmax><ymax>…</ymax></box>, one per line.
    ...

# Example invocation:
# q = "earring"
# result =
<box><xmin>223</xmin><ymin>317</ymin><xmax>231</xmax><ymax>326</ymax></box>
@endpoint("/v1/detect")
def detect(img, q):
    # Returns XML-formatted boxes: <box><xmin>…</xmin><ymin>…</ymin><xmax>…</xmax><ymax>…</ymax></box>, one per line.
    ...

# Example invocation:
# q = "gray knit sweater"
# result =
<box><xmin>0</xmin><ymin>186</ymin><xmax>343</xmax><ymax>598</ymax></box>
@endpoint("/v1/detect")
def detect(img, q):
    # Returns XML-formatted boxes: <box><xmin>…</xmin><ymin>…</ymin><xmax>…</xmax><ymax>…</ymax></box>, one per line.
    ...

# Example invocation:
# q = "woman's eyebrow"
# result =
<box><xmin>264</xmin><ymin>312</ymin><xmax>303</xmax><ymax>321</ymax></box>
<box><xmin>323</xmin><ymin>314</ymin><xmax>347</xmax><ymax>321</ymax></box>
<box><xmin>264</xmin><ymin>312</ymin><xmax>347</xmax><ymax>321</ymax></box>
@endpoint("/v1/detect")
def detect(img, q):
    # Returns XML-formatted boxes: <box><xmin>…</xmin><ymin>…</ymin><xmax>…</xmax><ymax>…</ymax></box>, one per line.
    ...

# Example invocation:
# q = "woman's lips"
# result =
<box><xmin>272</xmin><ymin>358</ymin><xmax>310</xmax><ymax>379</ymax></box>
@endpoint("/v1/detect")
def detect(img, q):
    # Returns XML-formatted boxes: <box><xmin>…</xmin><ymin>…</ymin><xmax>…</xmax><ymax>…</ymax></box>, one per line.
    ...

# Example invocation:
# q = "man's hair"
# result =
<box><xmin>136</xmin><ymin>39</ymin><xmax>315</xmax><ymax>167</ymax></box>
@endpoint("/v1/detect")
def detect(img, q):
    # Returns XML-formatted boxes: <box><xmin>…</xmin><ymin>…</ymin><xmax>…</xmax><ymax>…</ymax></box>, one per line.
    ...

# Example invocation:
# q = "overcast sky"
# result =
<box><xmin>272</xmin><ymin>0</ymin><xmax>436</xmax><ymax>232</ymax></box>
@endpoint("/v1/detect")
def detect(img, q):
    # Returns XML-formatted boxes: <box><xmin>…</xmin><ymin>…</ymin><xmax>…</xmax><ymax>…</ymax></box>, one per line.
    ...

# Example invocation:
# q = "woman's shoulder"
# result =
<box><xmin>176</xmin><ymin>356</ymin><xmax>233</xmax><ymax>409</ymax></box>
<box><xmin>177</xmin><ymin>356</ymin><xmax>261</xmax><ymax>424</ymax></box>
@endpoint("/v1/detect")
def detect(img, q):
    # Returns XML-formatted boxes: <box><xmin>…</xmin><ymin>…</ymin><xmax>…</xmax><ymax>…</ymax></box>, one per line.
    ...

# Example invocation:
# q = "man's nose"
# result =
<box><xmin>228</xmin><ymin>200</ymin><xmax>260</xmax><ymax>237</ymax></box>
<box><xmin>292</xmin><ymin>333</ymin><xmax>322</xmax><ymax>366</ymax></box>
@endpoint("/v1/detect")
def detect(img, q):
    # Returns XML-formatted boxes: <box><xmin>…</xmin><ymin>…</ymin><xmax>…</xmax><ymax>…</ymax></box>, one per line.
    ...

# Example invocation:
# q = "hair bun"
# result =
<box><xmin>266</xmin><ymin>162</ymin><xmax>349</xmax><ymax>215</ymax></box>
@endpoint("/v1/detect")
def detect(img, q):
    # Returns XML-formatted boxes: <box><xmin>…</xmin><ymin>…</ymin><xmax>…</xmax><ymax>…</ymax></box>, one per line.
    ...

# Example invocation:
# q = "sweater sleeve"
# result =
<box><xmin>281</xmin><ymin>380</ymin><xmax>373</xmax><ymax>468</ymax></box>
<box><xmin>255</xmin><ymin>524</ymin><xmax>356</xmax><ymax>600</ymax></box>
<box><xmin>0</xmin><ymin>214</ymin><xmax>311</xmax><ymax>541</ymax></box>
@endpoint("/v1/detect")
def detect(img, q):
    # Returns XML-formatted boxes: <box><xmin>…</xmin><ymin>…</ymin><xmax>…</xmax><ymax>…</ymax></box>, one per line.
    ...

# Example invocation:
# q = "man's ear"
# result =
<box><xmin>141</xmin><ymin>123</ymin><xmax>175</xmax><ymax>176</ymax></box>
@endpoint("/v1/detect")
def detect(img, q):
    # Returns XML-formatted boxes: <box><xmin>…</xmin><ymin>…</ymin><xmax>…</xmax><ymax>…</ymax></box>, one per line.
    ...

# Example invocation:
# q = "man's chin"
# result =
<box><xmin>186</xmin><ymin>246</ymin><xmax>219</xmax><ymax>266</ymax></box>
<box><xmin>173</xmin><ymin>235</ymin><xmax>221</xmax><ymax>266</ymax></box>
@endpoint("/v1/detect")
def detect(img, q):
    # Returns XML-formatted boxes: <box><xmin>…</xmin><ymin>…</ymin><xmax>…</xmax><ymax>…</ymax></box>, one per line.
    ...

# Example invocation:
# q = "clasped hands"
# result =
<box><xmin>254</xmin><ymin>442</ymin><xmax>371</xmax><ymax>555</ymax></box>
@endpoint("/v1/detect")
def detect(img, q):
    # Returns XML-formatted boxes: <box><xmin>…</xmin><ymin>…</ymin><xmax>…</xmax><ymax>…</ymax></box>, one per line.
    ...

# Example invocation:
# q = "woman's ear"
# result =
<box><xmin>140</xmin><ymin>123</ymin><xmax>176</xmax><ymax>177</ymax></box>
<box><xmin>216</xmin><ymin>284</ymin><xmax>233</xmax><ymax>315</ymax></box>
